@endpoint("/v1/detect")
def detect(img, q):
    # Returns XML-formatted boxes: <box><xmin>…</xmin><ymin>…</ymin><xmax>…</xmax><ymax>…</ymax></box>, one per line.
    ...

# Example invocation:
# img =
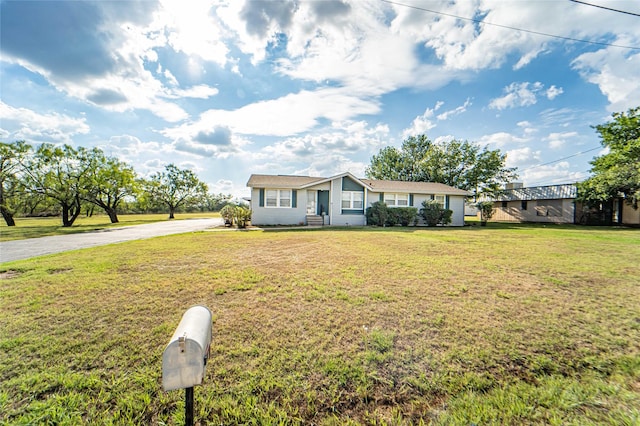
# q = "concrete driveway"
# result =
<box><xmin>0</xmin><ymin>218</ymin><xmax>223</xmax><ymax>263</ymax></box>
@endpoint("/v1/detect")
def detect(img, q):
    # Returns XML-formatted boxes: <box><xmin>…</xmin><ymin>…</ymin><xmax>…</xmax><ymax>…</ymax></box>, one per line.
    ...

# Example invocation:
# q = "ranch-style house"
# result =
<box><xmin>247</xmin><ymin>172</ymin><xmax>470</xmax><ymax>226</ymax></box>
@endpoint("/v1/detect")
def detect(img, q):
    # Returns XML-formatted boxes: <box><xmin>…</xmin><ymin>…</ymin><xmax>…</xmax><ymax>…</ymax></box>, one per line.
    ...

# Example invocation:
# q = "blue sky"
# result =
<box><xmin>1</xmin><ymin>0</ymin><xmax>639</xmax><ymax>197</ymax></box>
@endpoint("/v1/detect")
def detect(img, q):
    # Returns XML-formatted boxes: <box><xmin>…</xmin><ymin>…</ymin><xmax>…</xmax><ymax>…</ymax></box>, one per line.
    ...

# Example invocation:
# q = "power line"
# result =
<box><xmin>380</xmin><ymin>0</ymin><xmax>640</xmax><ymax>51</ymax></box>
<box><xmin>520</xmin><ymin>146</ymin><xmax>601</xmax><ymax>172</ymax></box>
<box><xmin>569</xmin><ymin>0</ymin><xmax>640</xmax><ymax>18</ymax></box>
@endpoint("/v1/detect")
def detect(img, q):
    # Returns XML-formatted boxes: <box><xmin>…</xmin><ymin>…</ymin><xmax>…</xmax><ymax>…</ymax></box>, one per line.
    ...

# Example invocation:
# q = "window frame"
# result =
<box><xmin>384</xmin><ymin>193</ymin><xmax>409</xmax><ymax>207</ymax></box>
<box><xmin>265</xmin><ymin>189</ymin><xmax>293</xmax><ymax>208</ymax></box>
<box><xmin>342</xmin><ymin>190</ymin><xmax>364</xmax><ymax>210</ymax></box>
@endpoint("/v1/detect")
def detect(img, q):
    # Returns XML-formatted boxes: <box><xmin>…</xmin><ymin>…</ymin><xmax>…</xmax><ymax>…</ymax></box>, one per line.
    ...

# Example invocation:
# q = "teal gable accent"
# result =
<box><xmin>342</xmin><ymin>176</ymin><xmax>364</xmax><ymax>191</ymax></box>
<box><xmin>259</xmin><ymin>188</ymin><xmax>264</xmax><ymax>207</ymax></box>
<box><xmin>292</xmin><ymin>190</ymin><xmax>297</xmax><ymax>208</ymax></box>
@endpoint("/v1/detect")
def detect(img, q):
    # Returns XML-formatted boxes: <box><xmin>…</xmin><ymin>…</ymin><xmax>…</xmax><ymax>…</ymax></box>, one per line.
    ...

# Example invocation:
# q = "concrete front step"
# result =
<box><xmin>306</xmin><ymin>215</ymin><xmax>324</xmax><ymax>226</ymax></box>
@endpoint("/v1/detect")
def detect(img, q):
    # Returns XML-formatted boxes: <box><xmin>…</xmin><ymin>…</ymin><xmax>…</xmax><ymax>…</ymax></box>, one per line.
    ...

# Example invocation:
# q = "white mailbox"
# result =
<box><xmin>162</xmin><ymin>305</ymin><xmax>212</xmax><ymax>391</ymax></box>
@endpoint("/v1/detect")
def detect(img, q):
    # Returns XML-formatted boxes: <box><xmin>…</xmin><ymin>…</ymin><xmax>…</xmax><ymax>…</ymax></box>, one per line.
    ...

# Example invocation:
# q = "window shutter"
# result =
<box><xmin>430</xmin><ymin>194</ymin><xmax>435</xmax><ymax>200</ymax></box>
<box><xmin>409</xmin><ymin>194</ymin><xmax>414</xmax><ymax>206</ymax></box>
<box><xmin>259</xmin><ymin>188</ymin><xmax>264</xmax><ymax>207</ymax></box>
<box><xmin>445</xmin><ymin>195</ymin><xmax>450</xmax><ymax>209</ymax></box>
<box><xmin>292</xmin><ymin>190</ymin><xmax>297</xmax><ymax>208</ymax></box>
<box><xmin>379</xmin><ymin>193</ymin><xmax>384</xmax><ymax>202</ymax></box>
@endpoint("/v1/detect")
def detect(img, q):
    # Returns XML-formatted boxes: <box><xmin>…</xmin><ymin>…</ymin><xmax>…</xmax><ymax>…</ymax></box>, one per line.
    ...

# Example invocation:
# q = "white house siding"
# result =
<box><xmin>250</xmin><ymin>188</ymin><xmax>309</xmax><ymax>225</ymax></box>
<box><xmin>247</xmin><ymin>174</ymin><xmax>469</xmax><ymax>227</ymax></box>
<box><xmin>448</xmin><ymin>196</ymin><xmax>466</xmax><ymax>226</ymax></box>
<box><xmin>330</xmin><ymin>177</ymin><xmax>366</xmax><ymax>226</ymax></box>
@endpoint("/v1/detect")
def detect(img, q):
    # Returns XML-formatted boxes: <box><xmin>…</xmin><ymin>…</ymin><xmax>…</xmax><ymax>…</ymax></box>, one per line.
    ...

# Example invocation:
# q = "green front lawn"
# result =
<box><xmin>1</xmin><ymin>225</ymin><xmax>638</xmax><ymax>424</ymax></box>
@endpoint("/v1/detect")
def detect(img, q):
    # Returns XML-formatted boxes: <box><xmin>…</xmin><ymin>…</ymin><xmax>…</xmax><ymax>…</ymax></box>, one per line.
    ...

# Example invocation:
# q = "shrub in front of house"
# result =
<box><xmin>234</xmin><ymin>206</ymin><xmax>252</xmax><ymax>228</ymax></box>
<box><xmin>392</xmin><ymin>207</ymin><xmax>418</xmax><ymax>226</ymax></box>
<box><xmin>366</xmin><ymin>201</ymin><xmax>389</xmax><ymax>226</ymax></box>
<box><xmin>366</xmin><ymin>202</ymin><xmax>418</xmax><ymax>227</ymax></box>
<box><xmin>220</xmin><ymin>204</ymin><xmax>235</xmax><ymax>226</ymax></box>
<box><xmin>420</xmin><ymin>200</ymin><xmax>452</xmax><ymax>226</ymax></box>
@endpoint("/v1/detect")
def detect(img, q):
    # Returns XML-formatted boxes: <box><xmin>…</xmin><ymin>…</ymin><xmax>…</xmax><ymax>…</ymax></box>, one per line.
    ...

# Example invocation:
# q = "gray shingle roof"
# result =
<box><xmin>247</xmin><ymin>174</ymin><xmax>471</xmax><ymax>195</ymax></box>
<box><xmin>246</xmin><ymin>174</ymin><xmax>325</xmax><ymax>188</ymax></box>
<box><xmin>360</xmin><ymin>179</ymin><xmax>471</xmax><ymax>195</ymax></box>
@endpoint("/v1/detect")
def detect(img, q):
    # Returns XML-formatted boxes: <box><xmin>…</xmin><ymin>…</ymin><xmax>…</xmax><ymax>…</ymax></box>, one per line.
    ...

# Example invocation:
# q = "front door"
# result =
<box><xmin>317</xmin><ymin>190</ymin><xmax>329</xmax><ymax>216</ymax></box>
<box><xmin>306</xmin><ymin>191</ymin><xmax>316</xmax><ymax>214</ymax></box>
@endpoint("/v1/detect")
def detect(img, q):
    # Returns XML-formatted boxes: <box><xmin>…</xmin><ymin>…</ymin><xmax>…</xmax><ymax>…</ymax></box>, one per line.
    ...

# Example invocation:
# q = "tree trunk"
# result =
<box><xmin>169</xmin><ymin>208</ymin><xmax>175</xmax><ymax>219</ymax></box>
<box><xmin>1</xmin><ymin>206</ymin><xmax>16</xmax><ymax>226</ymax></box>
<box><xmin>61</xmin><ymin>198</ymin><xmax>82</xmax><ymax>227</ymax></box>
<box><xmin>105</xmin><ymin>207</ymin><xmax>119</xmax><ymax>223</ymax></box>
<box><xmin>61</xmin><ymin>202</ymin><xmax>71</xmax><ymax>227</ymax></box>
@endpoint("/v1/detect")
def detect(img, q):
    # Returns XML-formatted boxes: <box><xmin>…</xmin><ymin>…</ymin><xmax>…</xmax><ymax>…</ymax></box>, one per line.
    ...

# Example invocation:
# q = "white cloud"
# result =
<box><xmin>166</xmin><ymin>85</ymin><xmax>219</xmax><ymax>99</ymax></box>
<box><xmin>401</xmin><ymin>101</ymin><xmax>444</xmax><ymax>139</ymax></box>
<box><xmin>489</xmin><ymin>81</ymin><xmax>544</xmax><ymax>110</ymax></box>
<box><xmin>249</xmin><ymin>119</ymin><xmax>389</xmax><ymax>177</ymax></box>
<box><xmin>517</xmin><ymin>120</ymin><xmax>537</xmax><ymax>135</ymax></box>
<box><xmin>545</xmin><ymin>131</ymin><xmax>578</xmax><ymax>150</ymax></box>
<box><xmin>573</xmin><ymin>47</ymin><xmax>640</xmax><ymax>112</ymax></box>
<box><xmin>163</xmin><ymin>69</ymin><xmax>179</xmax><ymax>86</ymax></box>
<box><xmin>546</xmin><ymin>85</ymin><xmax>563</xmax><ymax>100</ymax></box>
<box><xmin>0</xmin><ymin>101</ymin><xmax>89</xmax><ymax>143</ymax></box>
<box><xmin>521</xmin><ymin>162</ymin><xmax>587</xmax><ymax>187</ymax></box>
<box><xmin>478</xmin><ymin>131</ymin><xmax>529</xmax><ymax>148</ymax></box>
<box><xmin>436</xmin><ymin>98</ymin><xmax>472</xmax><ymax>121</ymax></box>
<box><xmin>162</xmin><ymin>87</ymin><xmax>382</xmax><ymax>140</ymax></box>
<box><xmin>158</xmin><ymin>0</ymin><xmax>229</xmax><ymax>66</ymax></box>
<box><xmin>505</xmin><ymin>147</ymin><xmax>542</xmax><ymax>168</ymax></box>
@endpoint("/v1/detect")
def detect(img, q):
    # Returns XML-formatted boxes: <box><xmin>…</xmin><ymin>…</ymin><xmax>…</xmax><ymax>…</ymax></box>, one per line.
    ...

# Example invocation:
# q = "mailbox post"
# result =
<box><xmin>162</xmin><ymin>305</ymin><xmax>212</xmax><ymax>426</ymax></box>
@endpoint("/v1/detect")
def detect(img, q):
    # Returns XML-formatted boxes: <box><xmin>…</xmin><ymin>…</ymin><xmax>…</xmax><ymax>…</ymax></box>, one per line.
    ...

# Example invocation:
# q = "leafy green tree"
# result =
<box><xmin>366</xmin><ymin>136</ymin><xmax>517</xmax><ymax>198</ymax></box>
<box><xmin>22</xmin><ymin>144</ymin><xmax>97</xmax><ymax>227</ymax></box>
<box><xmin>476</xmin><ymin>201</ymin><xmax>495</xmax><ymax>226</ymax></box>
<box><xmin>144</xmin><ymin>164</ymin><xmax>208</xmax><ymax>219</ymax></box>
<box><xmin>200</xmin><ymin>192</ymin><xmax>233</xmax><ymax>212</ymax></box>
<box><xmin>0</xmin><ymin>141</ymin><xmax>31</xmax><ymax>226</ymax></box>
<box><xmin>578</xmin><ymin>107</ymin><xmax>640</xmax><ymax>208</ymax></box>
<box><xmin>84</xmin><ymin>152</ymin><xmax>138</xmax><ymax>223</ymax></box>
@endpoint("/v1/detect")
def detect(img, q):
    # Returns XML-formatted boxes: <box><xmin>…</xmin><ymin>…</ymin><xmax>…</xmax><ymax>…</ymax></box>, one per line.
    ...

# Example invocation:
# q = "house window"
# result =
<box><xmin>502</xmin><ymin>201</ymin><xmax>508</xmax><ymax>208</ymax></box>
<box><xmin>434</xmin><ymin>195</ymin><xmax>445</xmax><ymax>208</ymax></box>
<box><xmin>266</xmin><ymin>189</ymin><xmax>292</xmax><ymax>208</ymax></box>
<box><xmin>342</xmin><ymin>191</ymin><xmax>364</xmax><ymax>210</ymax></box>
<box><xmin>384</xmin><ymin>193</ymin><xmax>409</xmax><ymax>207</ymax></box>
<box><xmin>521</xmin><ymin>201</ymin><xmax>528</xmax><ymax>210</ymax></box>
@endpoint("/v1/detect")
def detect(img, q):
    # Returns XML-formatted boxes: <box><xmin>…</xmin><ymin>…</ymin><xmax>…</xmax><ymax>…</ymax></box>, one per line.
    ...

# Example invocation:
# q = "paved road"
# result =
<box><xmin>0</xmin><ymin>218</ymin><xmax>223</xmax><ymax>263</ymax></box>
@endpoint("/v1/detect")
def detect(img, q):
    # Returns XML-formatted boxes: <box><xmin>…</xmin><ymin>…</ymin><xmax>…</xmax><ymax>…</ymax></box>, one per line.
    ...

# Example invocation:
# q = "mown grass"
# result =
<box><xmin>0</xmin><ymin>212</ymin><xmax>221</xmax><ymax>242</ymax></box>
<box><xmin>1</xmin><ymin>225</ymin><xmax>639</xmax><ymax>424</ymax></box>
